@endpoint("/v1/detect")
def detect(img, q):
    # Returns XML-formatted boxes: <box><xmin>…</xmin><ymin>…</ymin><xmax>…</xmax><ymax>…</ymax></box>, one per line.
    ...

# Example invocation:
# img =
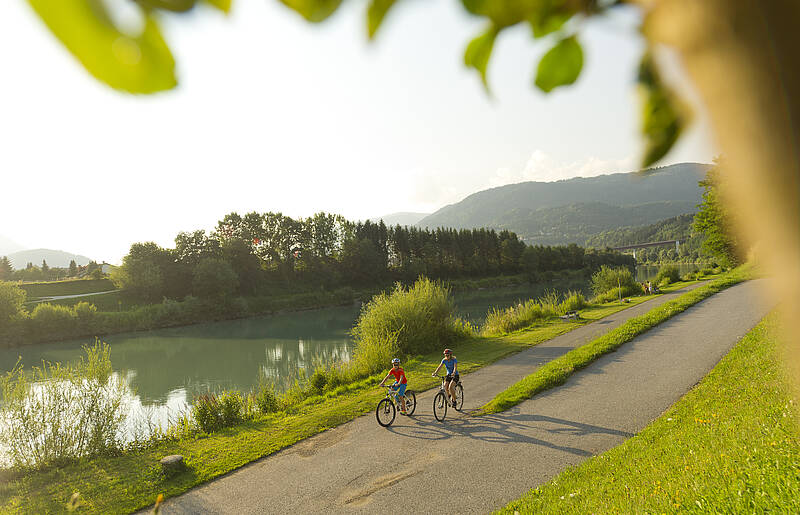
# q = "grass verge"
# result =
<box><xmin>476</xmin><ymin>264</ymin><xmax>753</xmax><ymax>415</ymax></box>
<box><xmin>0</xmin><ymin>277</ymin><xmax>715</xmax><ymax>513</ymax></box>
<box><xmin>497</xmin><ymin>312</ymin><xmax>800</xmax><ymax>513</ymax></box>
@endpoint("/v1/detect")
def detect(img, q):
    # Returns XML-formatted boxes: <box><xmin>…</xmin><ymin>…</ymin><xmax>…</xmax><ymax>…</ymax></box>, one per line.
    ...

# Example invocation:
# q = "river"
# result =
<box><xmin>0</xmin><ymin>280</ymin><xmax>588</xmax><ymax>430</ymax></box>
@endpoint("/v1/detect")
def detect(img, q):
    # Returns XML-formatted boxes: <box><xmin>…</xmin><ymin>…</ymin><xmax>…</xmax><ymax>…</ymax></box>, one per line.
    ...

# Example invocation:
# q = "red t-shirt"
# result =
<box><xmin>388</xmin><ymin>367</ymin><xmax>407</xmax><ymax>384</ymax></box>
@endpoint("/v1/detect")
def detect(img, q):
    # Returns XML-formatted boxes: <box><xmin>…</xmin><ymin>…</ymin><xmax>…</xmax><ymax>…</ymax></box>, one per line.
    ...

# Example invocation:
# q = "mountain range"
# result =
<box><xmin>6</xmin><ymin>249</ymin><xmax>93</xmax><ymax>270</ymax></box>
<box><xmin>417</xmin><ymin>162</ymin><xmax>710</xmax><ymax>246</ymax></box>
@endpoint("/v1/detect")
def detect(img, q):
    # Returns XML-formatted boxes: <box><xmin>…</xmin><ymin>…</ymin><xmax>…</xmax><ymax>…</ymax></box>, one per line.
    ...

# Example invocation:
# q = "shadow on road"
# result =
<box><xmin>385</xmin><ymin>411</ymin><xmax>631</xmax><ymax>457</ymax></box>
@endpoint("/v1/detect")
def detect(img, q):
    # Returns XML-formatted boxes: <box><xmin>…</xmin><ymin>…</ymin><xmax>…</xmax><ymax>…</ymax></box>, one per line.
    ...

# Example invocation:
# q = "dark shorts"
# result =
<box><xmin>445</xmin><ymin>373</ymin><xmax>460</xmax><ymax>384</ymax></box>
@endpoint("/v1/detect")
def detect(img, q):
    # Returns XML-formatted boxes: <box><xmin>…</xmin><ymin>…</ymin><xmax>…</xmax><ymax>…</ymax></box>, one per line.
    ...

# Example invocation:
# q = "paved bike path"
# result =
<box><xmin>160</xmin><ymin>281</ymin><xmax>770</xmax><ymax>514</ymax></box>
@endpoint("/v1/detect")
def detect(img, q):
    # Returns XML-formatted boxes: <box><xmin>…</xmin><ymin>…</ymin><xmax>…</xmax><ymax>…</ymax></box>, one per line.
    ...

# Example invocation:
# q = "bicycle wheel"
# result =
<box><xmin>454</xmin><ymin>383</ymin><xmax>464</xmax><ymax>411</ymax></box>
<box><xmin>404</xmin><ymin>390</ymin><xmax>417</xmax><ymax>416</ymax></box>
<box><xmin>433</xmin><ymin>391</ymin><xmax>448</xmax><ymax>422</ymax></box>
<box><xmin>376</xmin><ymin>398</ymin><xmax>396</xmax><ymax>427</ymax></box>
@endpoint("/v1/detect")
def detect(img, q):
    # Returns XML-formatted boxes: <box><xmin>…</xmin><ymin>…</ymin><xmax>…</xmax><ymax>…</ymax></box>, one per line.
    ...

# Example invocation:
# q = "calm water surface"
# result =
<box><xmin>0</xmin><ymin>281</ymin><xmax>588</xmax><ymax>430</ymax></box>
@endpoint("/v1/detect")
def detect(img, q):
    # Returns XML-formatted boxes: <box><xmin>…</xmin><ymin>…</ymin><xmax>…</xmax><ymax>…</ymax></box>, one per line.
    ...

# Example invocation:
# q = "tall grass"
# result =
<box><xmin>0</xmin><ymin>341</ymin><xmax>129</xmax><ymax>468</ymax></box>
<box><xmin>482</xmin><ymin>290</ymin><xmax>588</xmax><ymax>336</ymax></box>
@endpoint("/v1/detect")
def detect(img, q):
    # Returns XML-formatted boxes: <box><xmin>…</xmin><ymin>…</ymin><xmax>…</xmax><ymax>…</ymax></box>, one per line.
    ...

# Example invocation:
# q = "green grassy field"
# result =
<box><xmin>477</xmin><ymin>265</ymin><xmax>751</xmax><ymax>415</ymax></box>
<box><xmin>0</xmin><ymin>276</ymin><xmax>717</xmax><ymax>514</ymax></box>
<box><xmin>498</xmin><ymin>312</ymin><xmax>800</xmax><ymax>514</ymax></box>
<box><xmin>19</xmin><ymin>279</ymin><xmax>115</xmax><ymax>299</ymax></box>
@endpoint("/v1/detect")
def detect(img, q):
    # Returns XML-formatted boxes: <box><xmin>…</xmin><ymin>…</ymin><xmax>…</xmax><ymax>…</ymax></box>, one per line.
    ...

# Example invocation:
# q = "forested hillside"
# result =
<box><xmin>585</xmin><ymin>214</ymin><xmax>706</xmax><ymax>263</ymax></box>
<box><xmin>418</xmin><ymin>163</ymin><xmax>709</xmax><ymax>245</ymax></box>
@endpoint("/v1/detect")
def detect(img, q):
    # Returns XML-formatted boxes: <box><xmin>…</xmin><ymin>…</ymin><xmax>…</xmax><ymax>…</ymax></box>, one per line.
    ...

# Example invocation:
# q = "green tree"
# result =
<box><xmin>0</xmin><ymin>257</ymin><xmax>13</xmax><ymax>281</ymax></box>
<box><xmin>192</xmin><ymin>258</ymin><xmax>239</xmax><ymax>300</ymax></box>
<box><xmin>693</xmin><ymin>164</ymin><xmax>740</xmax><ymax>267</ymax></box>
<box><xmin>68</xmin><ymin>259</ymin><xmax>78</xmax><ymax>277</ymax></box>
<box><xmin>113</xmin><ymin>242</ymin><xmax>169</xmax><ymax>302</ymax></box>
<box><xmin>0</xmin><ymin>281</ymin><xmax>27</xmax><ymax>323</ymax></box>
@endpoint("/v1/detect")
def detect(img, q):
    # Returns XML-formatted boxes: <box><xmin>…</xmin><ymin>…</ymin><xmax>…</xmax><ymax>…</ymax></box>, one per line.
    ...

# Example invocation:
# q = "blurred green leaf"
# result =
<box><xmin>367</xmin><ymin>0</ymin><xmax>398</xmax><ymax>40</ymax></box>
<box><xmin>205</xmin><ymin>0</ymin><xmax>232</xmax><ymax>13</ymax></box>
<box><xmin>461</xmin><ymin>0</ymin><xmax>528</xmax><ymax>28</ymax></box>
<box><xmin>280</xmin><ymin>0</ymin><xmax>343</xmax><ymax>23</ymax></box>
<box><xmin>638</xmin><ymin>52</ymin><xmax>689</xmax><ymax>167</ymax></box>
<box><xmin>528</xmin><ymin>0</ymin><xmax>572</xmax><ymax>38</ymax></box>
<box><xmin>464</xmin><ymin>26</ymin><xmax>499</xmax><ymax>91</ymax></box>
<box><xmin>28</xmin><ymin>0</ymin><xmax>176</xmax><ymax>94</ymax></box>
<box><xmin>535</xmin><ymin>35</ymin><xmax>583</xmax><ymax>93</ymax></box>
<box><xmin>136</xmin><ymin>0</ymin><xmax>197</xmax><ymax>12</ymax></box>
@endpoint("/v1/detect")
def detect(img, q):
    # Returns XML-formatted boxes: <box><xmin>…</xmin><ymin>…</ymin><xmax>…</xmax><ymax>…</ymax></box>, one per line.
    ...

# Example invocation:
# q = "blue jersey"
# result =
<box><xmin>442</xmin><ymin>357</ymin><xmax>458</xmax><ymax>375</ymax></box>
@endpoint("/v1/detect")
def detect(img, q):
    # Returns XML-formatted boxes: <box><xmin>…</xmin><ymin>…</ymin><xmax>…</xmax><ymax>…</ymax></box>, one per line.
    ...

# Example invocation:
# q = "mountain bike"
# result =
<box><xmin>376</xmin><ymin>385</ymin><xmax>417</xmax><ymax>427</ymax></box>
<box><xmin>433</xmin><ymin>375</ymin><xmax>463</xmax><ymax>422</ymax></box>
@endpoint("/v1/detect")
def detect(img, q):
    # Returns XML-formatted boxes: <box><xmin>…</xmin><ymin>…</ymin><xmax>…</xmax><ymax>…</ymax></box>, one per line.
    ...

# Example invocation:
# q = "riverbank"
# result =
<box><xmin>0</xmin><ymin>270</ymin><xmax>585</xmax><ymax>348</ymax></box>
<box><xmin>0</xmin><ymin>276</ymin><xmax>714</xmax><ymax>513</ymax></box>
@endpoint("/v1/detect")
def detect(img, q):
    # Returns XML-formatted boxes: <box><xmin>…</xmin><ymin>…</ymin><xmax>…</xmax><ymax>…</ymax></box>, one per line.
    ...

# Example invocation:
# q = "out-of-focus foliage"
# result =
<box><xmin>638</xmin><ymin>52</ymin><xmax>690</xmax><ymax>167</ymax></box>
<box><xmin>535</xmin><ymin>35</ymin><xmax>583</xmax><ymax>92</ymax></box>
<box><xmin>27</xmin><ymin>0</ymin><xmax>176</xmax><ymax>94</ymax></box>
<box><xmin>26</xmin><ymin>0</ymin><xmax>684</xmax><ymax>163</ymax></box>
<box><xmin>464</xmin><ymin>27</ymin><xmax>499</xmax><ymax>90</ymax></box>
<box><xmin>279</xmin><ymin>0</ymin><xmax>343</xmax><ymax>23</ymax></box>
<box><xmin>367</xmin><ymin>0</ymin><xmax>400</xmax><ymax>39</ymax></box>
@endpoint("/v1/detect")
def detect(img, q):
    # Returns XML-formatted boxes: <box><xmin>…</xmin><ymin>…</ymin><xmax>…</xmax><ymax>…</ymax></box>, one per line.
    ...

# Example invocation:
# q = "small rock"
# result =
<box><xmin>160</xmin><ymin>455</ymin><xmax>185</xmax><ymax>475</ymax></box>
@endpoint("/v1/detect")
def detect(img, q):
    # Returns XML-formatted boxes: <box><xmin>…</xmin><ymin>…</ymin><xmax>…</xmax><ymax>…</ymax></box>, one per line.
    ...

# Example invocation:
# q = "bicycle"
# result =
<box><xmin>376</xmin><ymin>385</ymin><xmax>417</xmax><ymax>427</ymax></box>
<box><xmin>433</xmin><ymin>375</ymin><xmax>463</xmax><ymax>422</ymax></box>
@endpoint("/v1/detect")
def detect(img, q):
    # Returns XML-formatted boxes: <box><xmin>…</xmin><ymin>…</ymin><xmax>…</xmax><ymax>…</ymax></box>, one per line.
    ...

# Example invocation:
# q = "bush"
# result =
<box><xmin>655</xmin><ymin>265</ymin><xmax>680</xmax><ymax>286</ymax></box>
<box><xmin>0</xmin><ymin>281</ymin><xmax>27</xmax><ymax>322</ymax></box>
<box><xmin>30</xmin><ymin>302</ymin><xmax>77</xmax><ymax>337</ymax></box>
<box><xmin>192</xmin><ymin>394</ymin><xmax>222</xmax><ymax>433</ymax></box>
<box><xmin>219</xmin><ymin>391</ymin><xmax>244</xmax><ymax>426</ymax></box>
<box><xmin>309</xmin><ymin>368</ymin><xmax>328</xmax><ymax>393</ymax></box>
<box><xmin>192</xmin><ymin>391</ymin><xmax>245</xmax><ymax>432</ymax></box>
<box><xmin>350</xmin><ymin>277</ymin><xmax>471</xmax><ymax>359</ymax></box>
<box><xmin>253</xmin><ymin>384</ymin><xmax>279</xmax><ymax>414</ymax></box>
<box><xmin>590</xmin><ymin>266</ymin><xmax>642</xmax><ymax>301</ymax></box>
<box><xmin>0</xmin><ymin>341</ymin><xmax>129</xmax><ymax>468</ymax></box>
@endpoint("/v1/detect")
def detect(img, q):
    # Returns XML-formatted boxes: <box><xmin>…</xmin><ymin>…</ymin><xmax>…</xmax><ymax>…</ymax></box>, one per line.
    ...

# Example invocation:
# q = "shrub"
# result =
<box><xmin>0</xmin><ymin>281</ymin><xmax>27</xmax><ymax>322</ymax></box>
<box><xmin>219</xmin><ymin>391</ymin><xmax>244</xmax><ymax>426</ymax></box>
<box><xmin>591</xmin><ymin>266</ymin><xmax>642</xmax><ymax>300</ymax></box>
<box><xmin>253</xmin><ymin>384</ymin><xmax>279</xmax><ymax>414</ymax></box>
<box><xmin>655</xmin><ymin>264</ymin><xmax>680</xmax><ymax>286</ymax></box>
<box><xmin>309</xmin><ymin>368</ymin><xmax>328</xmax><ymax>393</ymax></box>
<box><xmin>30</xmin><ymin>302</ymin><xmax>77</xmax><ymax>336</ymax></box>
<box><xmin>193</xmin><ymin>391</ymin><xmax>245</xmax><ymax>432</ymax></box>
<box><xmin>350</xmin><ymin>277</ymin><xmax>471</xmax><ymax>360</ymax></box>
<box><xmin>0</xmin><ymin>341</ymin><xmax>129</xmax><ymax>468</ymax></box>
<box><xmin>192</xmin><ymin>394</ymin><xmax>222</xmax><ymax>433</ymax></box>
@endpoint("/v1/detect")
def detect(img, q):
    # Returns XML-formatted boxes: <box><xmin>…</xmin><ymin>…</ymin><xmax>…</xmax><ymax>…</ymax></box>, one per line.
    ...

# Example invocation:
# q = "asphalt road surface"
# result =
<box><xmin>159</xmin><ymin>280</ymin><xmax>770</xmax><ymax>514</ymax></box>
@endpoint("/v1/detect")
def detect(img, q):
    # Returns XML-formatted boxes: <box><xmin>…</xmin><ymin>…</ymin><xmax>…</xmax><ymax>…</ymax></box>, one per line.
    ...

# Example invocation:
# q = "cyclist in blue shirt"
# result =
<box><xmin>431</xmin><ymin>348</ymin><xmax>459</xmax><ymax>407</ymax></box>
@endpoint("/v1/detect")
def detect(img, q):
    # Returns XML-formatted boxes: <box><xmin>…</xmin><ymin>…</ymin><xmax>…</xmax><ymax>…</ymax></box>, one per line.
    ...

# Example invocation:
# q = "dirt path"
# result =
<box><xmin>159</xmin><ymin>281</ymin><xmax>770</xmax><ymax>514</ymax></box>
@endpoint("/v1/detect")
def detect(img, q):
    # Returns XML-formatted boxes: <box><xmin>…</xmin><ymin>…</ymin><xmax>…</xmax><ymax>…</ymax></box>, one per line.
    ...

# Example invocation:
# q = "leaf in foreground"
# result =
<box><xmin>535</xmin><ymin>35</ymin><xmax>583</xmax><ymax>93</ymax></box>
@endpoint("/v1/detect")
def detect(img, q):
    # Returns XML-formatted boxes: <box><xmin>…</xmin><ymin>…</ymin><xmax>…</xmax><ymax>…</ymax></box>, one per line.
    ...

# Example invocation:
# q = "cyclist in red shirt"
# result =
<box><xmin>379</xmin><ymin>358</ymin><xmax>408</xmax><ymax>414</ymax></box>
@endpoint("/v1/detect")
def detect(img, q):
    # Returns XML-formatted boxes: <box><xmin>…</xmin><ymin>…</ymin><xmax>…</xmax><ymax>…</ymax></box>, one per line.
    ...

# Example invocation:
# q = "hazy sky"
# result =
<box><xmin>0</xmin><ymin>1</ymin><xmax>715</xmax><ymax>264</ymax></box>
